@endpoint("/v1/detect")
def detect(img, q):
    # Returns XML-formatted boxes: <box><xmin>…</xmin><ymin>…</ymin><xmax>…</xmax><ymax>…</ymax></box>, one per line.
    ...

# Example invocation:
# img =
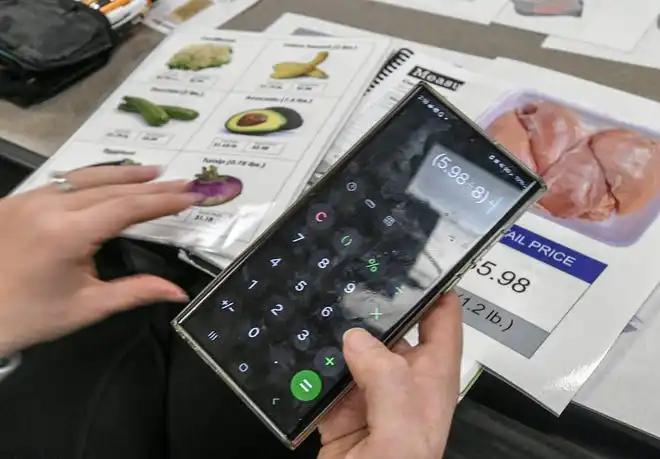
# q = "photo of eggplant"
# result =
<box><xmin>487</xmin><ymin>100</ymin><xmax>660</xmax><ymax>224</ymax></box>
<box><xmin>189</xmin><ymin>165</ymin><xmax>243</xmax><ymax>207</ymax></box>
<box><xmin>117</xmin><ymin>96</ymin><xmax>199</xmax><ymax>127</ymax></box>
<box><xmin>167</xmin><ymin>43</ymin><xmax>232</xmax><ymax>71</ymax></box>
<box><xmin>225</xmin><ymin>106</ymin><xmax>304</xmax><ymax>136</ymax></box>
<box><xmin>271</xmin><ymin>51</ymin><xmax>329</xmax><ymax>80</ymax></box>
<box><xmin>512</xmin><ymin>0</ymin><xmax>584</xmax><ymax>17</ymax></box>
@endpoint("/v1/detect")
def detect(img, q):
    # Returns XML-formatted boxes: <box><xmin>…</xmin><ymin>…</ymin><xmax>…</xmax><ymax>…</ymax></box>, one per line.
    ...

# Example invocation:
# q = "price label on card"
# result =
<box><xmin>260</xmin><ymin>81</ymin><xmax>291</xmax><ymax>91</ymax></box>
<box><xmin>294</xmin><ymin>83</ymin><xmax>326</xmax><ymax>94</ymax></box>
<box><xmin>155</xmin><ymin>72</ymin><xmax>183</xmax><ymax>84</ymax></box>
<box><xmin>138</xmin><ymin>132</ymin><xmax>171</xmax><ymax>145</ymax></box>
<box><xmin>245</xmin><ymin>142</ymin><xmax>283</xmax><ymax>155</ymax></box>
<box><xmin>210</xmin><ymin>138</ymin><xmax>247</xmax><ymax>151</ymax></box>
<box><xmin>185</xmin><ymin>209</ymin><xmax>234</xmax><ymax>227</ymax></box>
<box><xmin>458</xmin><ymin>225</ymin><xmax>607</xmax><ymax>358</ymax></box>
<box><xmin>188</xmin><ymin>75</ymin><xmax>218</xmax><ymax>86</ymax></box>
<box><xmin>105</xmin><ymin>129</ymin><xmax>135</xmax><ymax>140</ymax></box>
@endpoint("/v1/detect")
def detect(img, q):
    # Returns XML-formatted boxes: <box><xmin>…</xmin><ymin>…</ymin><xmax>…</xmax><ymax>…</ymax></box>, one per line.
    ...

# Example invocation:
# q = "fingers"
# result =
<box><xmin>81</xmin><ymin>275</ymin><xmax>189</xmax><ymax>321</ymax></box>
<box><xmin>342</xmin><ymin>329</ymin><xmax>417</xmax><ymax>434</ymax></box>
<box><xmin>413</xmin><ymin>291</ymin><xmax>463</xmax><ymax>387</ymax></box>
<box><xmin>78</xmin><ymin>191</ymin><xmax>203</xmax><ymax>241</ymax></box>
<box><xmin>55</xmin><ymin>165</ymin><xmax>162</xmax><ymax>191</ymax></box>
<box><xmin>64</xmin><ymin>179</ymin><xmax>190</xmax><ymax>210</ymax></box>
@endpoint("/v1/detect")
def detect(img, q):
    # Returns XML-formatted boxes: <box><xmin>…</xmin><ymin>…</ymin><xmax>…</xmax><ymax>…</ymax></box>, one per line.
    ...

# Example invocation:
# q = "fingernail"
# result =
<box><xmin>185</xmin><ymin>192</ymin><xmax>207</xmax><ymax>204</ymax></box>
<box><xmin>343</xmin><ymin>328</ymin><xmax>377</xmax><ymax>353</ymax></box>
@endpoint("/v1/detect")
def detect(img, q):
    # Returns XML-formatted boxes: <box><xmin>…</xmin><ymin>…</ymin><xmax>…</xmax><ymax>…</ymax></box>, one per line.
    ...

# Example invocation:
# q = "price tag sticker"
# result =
<box><xmin>244</xmin><ymin>141</ymin><xmax>283</xmax><ymax>155</ymax></box>
<box><xmin>105</xmin><ymin>129</ymin><xmax>135</xmax><ymax>141</ymax></box>
<box><xmin>458</xmin><ymin>225</ymin><xmax>607</xmax><ymax>358</ymax></box>
<box><xmin>210</xmin><ymin>137</ymin><xmax>247</xmax><ymax>152</ymax></box>
<box><xmin>138</xmin><ymin>132</ymin><xmax>171</xmax><ymax>145</ymax></box>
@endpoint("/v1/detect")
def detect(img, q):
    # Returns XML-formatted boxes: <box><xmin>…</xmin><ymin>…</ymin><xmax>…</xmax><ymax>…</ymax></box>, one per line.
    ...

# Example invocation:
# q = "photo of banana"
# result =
<box><xmin>270</xmin><ymin>51</ymin><xmax>330</xmax><ymax>80</ymax></box>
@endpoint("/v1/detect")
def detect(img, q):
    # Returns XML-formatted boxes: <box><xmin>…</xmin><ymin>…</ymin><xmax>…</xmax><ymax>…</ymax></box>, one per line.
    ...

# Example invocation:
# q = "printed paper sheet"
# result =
<box><xmin>264</xmin><ymin>13</ymin><xmax>492</xmax><ymax>73</ymax></box>
<box><xmin>494</xmin><ymin>0</ymin><xmax>659</xmax><ymax>52</ymax></box>
<box><xmin>452</xmin><ymin>57</ymin><xmax>660</xmax><ymax>413</ymax></box>
<box><xmin>13</xmin><ymin>30</ymin><xmax>392</xmax><ymax>264</ymax></box>
<box><xmin>542</xmin><ymin>15</ymin><xmax>660</xmax><ymax>70</ymax></box>
<box><xmin>144</xmin><ymin>0</ymin><xmax>259</xmax><ymax>34</ymax></box>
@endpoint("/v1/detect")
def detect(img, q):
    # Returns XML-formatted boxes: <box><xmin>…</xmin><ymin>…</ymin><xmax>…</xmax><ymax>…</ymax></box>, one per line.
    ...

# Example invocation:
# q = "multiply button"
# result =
<box><xmin>314</xmin><ymin>347</ymin><xmax>345</xmax><ymax>377</ymax></box>
<box><xmin>307</xmin><ymin>203</ymin><xmax>334</xmax><ymax>230</ymax></box>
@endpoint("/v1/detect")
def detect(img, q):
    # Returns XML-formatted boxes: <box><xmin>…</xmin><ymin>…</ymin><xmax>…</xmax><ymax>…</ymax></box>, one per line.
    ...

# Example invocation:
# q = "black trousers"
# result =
<box><xmin>0</xmin><ymin>241</ymin><xmax>320</xmax><ymax>459</ymax></box>
<box><xmin>0</xmin><ymin>304</ymin><xmax>321</xmax><ymax>459</ymax></box>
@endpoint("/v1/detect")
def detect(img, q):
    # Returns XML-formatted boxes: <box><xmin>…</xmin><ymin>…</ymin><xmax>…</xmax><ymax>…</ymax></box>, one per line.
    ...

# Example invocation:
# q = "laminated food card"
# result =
<box><xmin>14</xmin><ymin>30</ymin><xmax>391</xmax><ymax>262</ymax></box>
<box><xmin>451</xmin><ymin>57</ymin><xmax>660</xmax><ymax>413</ymax></box>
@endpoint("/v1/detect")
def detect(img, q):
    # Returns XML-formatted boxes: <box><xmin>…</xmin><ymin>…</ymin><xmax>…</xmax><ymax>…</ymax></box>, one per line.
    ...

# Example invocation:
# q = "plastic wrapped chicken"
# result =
<box><xmin>487</xmin><ymin>101</ymin><xmax>660</xmax><ymax>221</ymax></box>
<box><xmin>512</xmin><ymin>0</ymin><xmax>584</xmax><ymax>17</ymax></box>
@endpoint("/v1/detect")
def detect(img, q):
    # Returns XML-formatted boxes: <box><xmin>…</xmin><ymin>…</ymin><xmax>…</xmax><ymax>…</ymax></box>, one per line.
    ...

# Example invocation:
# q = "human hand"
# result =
<box><xmin>0</xmin><ymin>165</ymin><xmax>203</xmax><ymax>356</ymax></box>
<box><xmin>318</xmin><ymin>293</ymin><xmax>462</xmax><ymax>459</ymax></box>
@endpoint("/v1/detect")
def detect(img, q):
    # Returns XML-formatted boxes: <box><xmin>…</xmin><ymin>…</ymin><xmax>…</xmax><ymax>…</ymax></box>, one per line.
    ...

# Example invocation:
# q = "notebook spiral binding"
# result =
<box><xmin>366</xmin><ymin>47</ymin><xmax>415</xmax><ymax>93</ymax></box>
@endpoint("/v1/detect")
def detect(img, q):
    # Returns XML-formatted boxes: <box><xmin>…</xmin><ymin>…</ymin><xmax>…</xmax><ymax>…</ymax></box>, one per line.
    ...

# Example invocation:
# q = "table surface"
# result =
<box><xmin>3</xmin><ymin>0</ymin><xmax>659</xmax><ymax>158</ymax></box>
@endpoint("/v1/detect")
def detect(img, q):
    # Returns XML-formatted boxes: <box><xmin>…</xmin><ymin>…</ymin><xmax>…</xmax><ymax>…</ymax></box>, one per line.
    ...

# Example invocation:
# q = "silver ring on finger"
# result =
<box><xmin>49</xmin><ymin>172</ymin><xmax>76</xmax><ymax>193</ymax></box>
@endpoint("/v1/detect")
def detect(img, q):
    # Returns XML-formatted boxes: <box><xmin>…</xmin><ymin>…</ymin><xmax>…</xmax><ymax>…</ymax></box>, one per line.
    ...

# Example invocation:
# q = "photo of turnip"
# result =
<box><xmin>189</xmin><ymin>165</ymin><xmax>243</xmax><ymax>207</ymax></box>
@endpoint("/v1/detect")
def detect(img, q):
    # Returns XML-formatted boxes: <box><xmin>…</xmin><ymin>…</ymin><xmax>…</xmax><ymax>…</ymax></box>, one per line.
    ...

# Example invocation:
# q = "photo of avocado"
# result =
<box><xmin>118</xmin><ymin>96</ymin><xmax>199</xmax><ymax>127</ymax></box>
<box><xmin>189</xmin><ymin>166</ymin><xmax>243</xmax><ymax>207</ymax></box>
<box><xmin>225</xmin><ymin>107</ymin><xmax>304</xmax><ymax>136</ymax></box>
<box><xmin>271</xmin><ymin>51</ymin><xmax>329</xmax><ymax>80</ymax></box>
<box><xmin>167</xmin><ymin>43</ymin><xmax>233</xmax><ymax>71</ymax></box>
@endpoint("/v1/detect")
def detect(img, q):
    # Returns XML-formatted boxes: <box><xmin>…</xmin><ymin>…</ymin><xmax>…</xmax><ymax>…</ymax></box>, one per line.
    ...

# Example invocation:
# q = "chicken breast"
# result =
<box><xmin>516</xmin><ymin>101</ymin><xmax>583</xmax><ymax>174</ymax></box>
<box><xmin>486</xmin><ymin>111</ymin><xmax>537</xmax><ymax>172</ymax></box>
<box><xmin>591</xmin><ymin>129</ymin><xmax>660</xmax><ymax>215</ymax></box>
<box><xmin>539</xmin><ymin>140</ymin><xmax>615</xmax><ymax>221</ymax></box>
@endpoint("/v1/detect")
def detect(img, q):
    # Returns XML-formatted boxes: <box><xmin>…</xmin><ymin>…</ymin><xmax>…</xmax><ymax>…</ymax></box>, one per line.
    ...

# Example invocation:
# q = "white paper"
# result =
<box><xmin>144</xmin><ymin>0</ymin><xmax>259</xmax><ymax>34</ymax></box>
<box><xmin>573</xmin><ymin>284</ymin><xmax>660</xmax><ymax>439</ymax></box>
<box><xmin>451</xmin><ymin>57</ymin><xmax>660</xmax><ymax>413</ymax></box>
<box><xmin>264</xmin><ymin>13</ymin><xmax>491</xmax><ymax>73</ymax></box>
<box><xmin>542</xmin><ymin>15</ymin><xmax>660</xmax><ymax>70</ymax></box>
<box><xmin>319</xmin><ymin>53</ymin><xmax>476</xmax><ymax>172</ymax></box>
<box><xmin>495</xmin><ymin>0</ymin><xmax>659</xmax><ymax>52</ymax></box>
<box><xmin>13</xmin><ymin>30</ymin><xmax>392</xmax><ymax>263</ymax></box>
<box><xmin>369</xmin><ymin>0</ymin><xmax>510</xmax><ymax>25</ymax></box>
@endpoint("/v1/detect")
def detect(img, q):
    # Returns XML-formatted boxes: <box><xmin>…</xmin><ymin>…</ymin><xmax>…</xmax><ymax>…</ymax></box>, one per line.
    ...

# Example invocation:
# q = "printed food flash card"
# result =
<box><xmin>15</xmin><ymin>30</ymin><xmax>391</xmax><ymax>259</ymax></box>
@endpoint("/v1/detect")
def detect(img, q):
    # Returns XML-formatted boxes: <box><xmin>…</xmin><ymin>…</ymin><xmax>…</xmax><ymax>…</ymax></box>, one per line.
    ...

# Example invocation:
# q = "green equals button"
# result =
<box><xmin>290</xmin><ymin>370</ymin><xmax>322</xmax><ymax>402</ymax></box>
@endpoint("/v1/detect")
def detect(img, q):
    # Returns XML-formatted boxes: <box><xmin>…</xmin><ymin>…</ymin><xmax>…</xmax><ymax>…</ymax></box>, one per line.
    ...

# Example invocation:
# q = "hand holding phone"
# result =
<box><xmin>318</xmin><ymin>293</ymin><xmax>461</xmax><ymax>459</ymax></box>
<box><xmin>173</xmin><ymin>82</ymin><xmax>545</xmax><ymax>449</ymax></box>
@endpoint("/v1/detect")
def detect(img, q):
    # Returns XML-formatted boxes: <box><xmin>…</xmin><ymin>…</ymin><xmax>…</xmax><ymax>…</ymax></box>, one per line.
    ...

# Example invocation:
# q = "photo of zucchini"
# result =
<box><xmin>118</xmin><ymin>96</ymin><xmax>199</xmax><ymax>127</ymax></box>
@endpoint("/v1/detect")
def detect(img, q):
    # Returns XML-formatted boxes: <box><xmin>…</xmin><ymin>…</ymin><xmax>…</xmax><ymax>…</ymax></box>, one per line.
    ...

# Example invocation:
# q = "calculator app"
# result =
<box><xmin>180</xmin><ymin>86</ymin><xmax>538</xmax><ymax>439</ymax></box>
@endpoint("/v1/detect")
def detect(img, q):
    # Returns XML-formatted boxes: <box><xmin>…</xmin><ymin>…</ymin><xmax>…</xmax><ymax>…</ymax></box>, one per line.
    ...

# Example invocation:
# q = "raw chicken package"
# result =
<box><xmin>482</xmin><ymin>90</ymin><xmax>660</xmax><ymax>247</ymax></box>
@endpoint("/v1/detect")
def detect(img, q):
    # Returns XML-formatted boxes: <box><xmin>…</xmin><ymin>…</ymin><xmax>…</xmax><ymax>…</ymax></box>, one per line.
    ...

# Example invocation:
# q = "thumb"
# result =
<box><xmin>342</xmin><ymin>328</ymin><xmax>416</xmax><ymax>434</ymax></box>
<box><xmin>86</xmin><ymin>274</ymin><xmax>189</xmax><ymax>318</ymax></box>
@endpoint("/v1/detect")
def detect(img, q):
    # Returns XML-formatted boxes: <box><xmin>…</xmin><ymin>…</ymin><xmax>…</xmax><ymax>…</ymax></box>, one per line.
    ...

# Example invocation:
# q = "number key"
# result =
<box><xmin>264</xmin><ymin>295</ymin><xmax>293</xmax><ymax>323</ymax></box>
<box><xmin>292</xmin><ymin>325</ymin><xmax>316</xmax><ymax>351</ymax></box>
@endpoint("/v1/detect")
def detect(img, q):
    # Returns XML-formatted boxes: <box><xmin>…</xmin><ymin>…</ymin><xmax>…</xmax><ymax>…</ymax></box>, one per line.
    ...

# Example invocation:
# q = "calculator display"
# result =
<box><xmin>178</xmin><ymin>85</ymin><xmax>542</xmax><ymax>443</ymax></box>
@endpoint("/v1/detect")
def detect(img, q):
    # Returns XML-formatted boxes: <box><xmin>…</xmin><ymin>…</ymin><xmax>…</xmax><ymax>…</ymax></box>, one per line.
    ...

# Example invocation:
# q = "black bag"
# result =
<box><xmin>0</xmin><ymin>0</ymin><xmax>120</xmax><ymax>107</ymax></box>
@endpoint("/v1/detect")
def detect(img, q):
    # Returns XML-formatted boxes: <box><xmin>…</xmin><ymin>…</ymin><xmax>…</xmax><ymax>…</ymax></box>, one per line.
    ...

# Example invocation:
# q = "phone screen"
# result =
<box><xmin>177</xmin><ymin>85</ymin><xmax>542</xmax><ymax>444</ymax></box>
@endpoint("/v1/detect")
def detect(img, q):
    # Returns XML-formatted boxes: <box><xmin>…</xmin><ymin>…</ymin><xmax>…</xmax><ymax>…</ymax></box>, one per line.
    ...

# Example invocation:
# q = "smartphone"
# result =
<box><xmin>172</xmin><ymin>82</ymin><xmax>546</xmax><ymax>449</ymax></box>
